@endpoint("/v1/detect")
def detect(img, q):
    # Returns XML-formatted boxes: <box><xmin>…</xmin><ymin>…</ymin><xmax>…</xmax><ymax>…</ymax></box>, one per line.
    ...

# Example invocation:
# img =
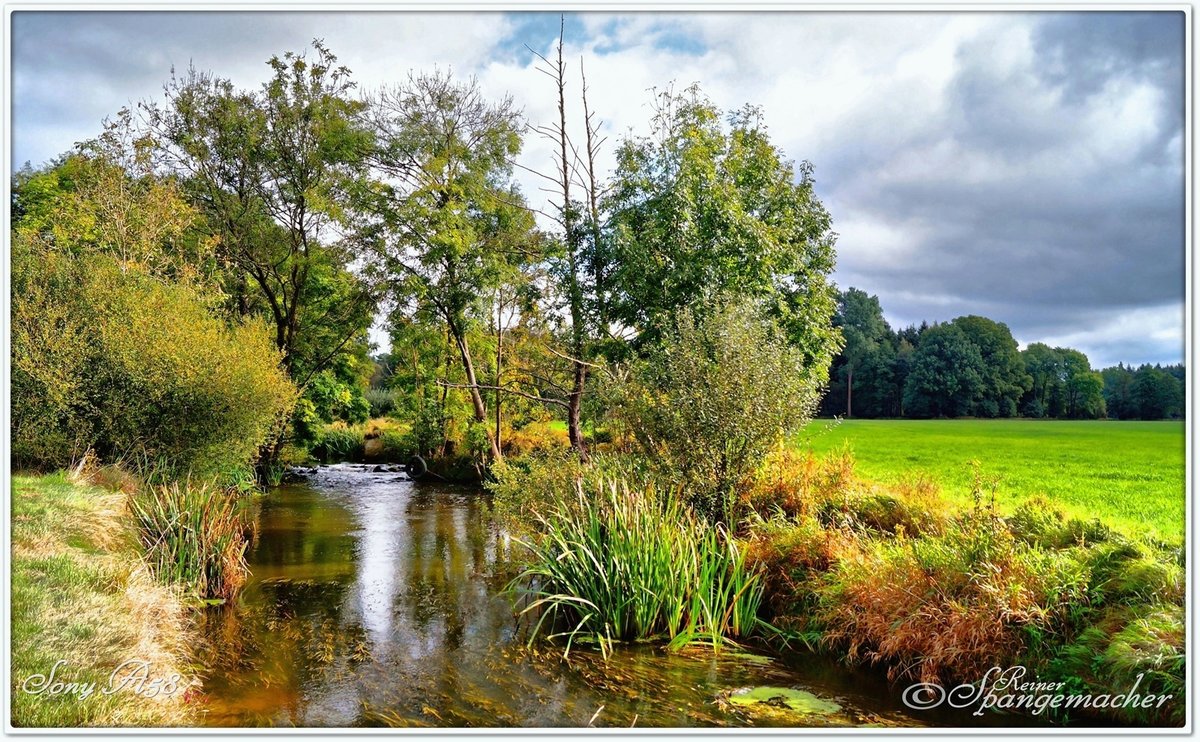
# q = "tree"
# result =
<box><xmin>949</xmin><ymin>315</ymin><xmax>1030</xmax><ymax>417</ymax></box>
<box><xmin>1019</xmin><ymin>343</ymin><xmax>1105</xmax><ymax>419</ymax></box>
<box><xmin>1021</xmin><ymin>342</ymin><xmax>1062</xmax><ymax>417</ymax></box>
<box><xmin>363</xmin><ymin>71</ymin><xmax>539</xmax><ymax>461</ymax></box>
<box><xmin>12</xmin><ymin>113</ymin><xmax>213</xmax><ymax>284</ymax></box>
<box><xmin>1132</xmin><ymin>365</ymin><xmax>1183</xmax><ymax>419</ymax></box>
<box><xmin>835</xmin><ymin>288</ymin><xmax>891</xmax><ymax>417</ymax></box>
<box><xmin>1101</xmin><ymin>364</ymin><xmax>1137</xmax><ymax>419</ymax></box>
<box><xmin>1058</xmin><ymin>349</ymin><xmax>1106</xmax><ymax>419</ymax></box>
<box><xmin>605</xmin><ymin>85</ymin><xmax>841</xmax><ymax>386</ymax></box>
<box><xmin>523</xmin><ymin>21</ymin><xmax>604</xmax><ymax>461</ymax></box>
<box><xmin>147</xmin><ymin>42</ymin><xmax>377</xmax><ymax>459</ymax></box>
<box><xmin>902</xmin><ymin>323</ymin><xmax>987</xmax><ymax>418</ymax></box>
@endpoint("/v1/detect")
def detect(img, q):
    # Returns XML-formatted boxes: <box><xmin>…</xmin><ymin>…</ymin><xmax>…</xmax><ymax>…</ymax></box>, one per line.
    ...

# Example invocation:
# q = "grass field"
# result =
<box><xmin>796</xmin><ymin>419</ymin><xmax>1186</xmax><ymax>543</ymax></box>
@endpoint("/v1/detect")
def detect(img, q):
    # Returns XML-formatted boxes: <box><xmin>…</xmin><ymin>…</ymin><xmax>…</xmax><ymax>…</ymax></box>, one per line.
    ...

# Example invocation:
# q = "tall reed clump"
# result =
<box><xmin>508</xmin><ymin>480</ymin><xmax>765</xmax><ymax>657</ymax></box>
<box><xmin>130</xmin><ymin>479</ymin><xmax>252</xmax><ymax>601</ymax></box>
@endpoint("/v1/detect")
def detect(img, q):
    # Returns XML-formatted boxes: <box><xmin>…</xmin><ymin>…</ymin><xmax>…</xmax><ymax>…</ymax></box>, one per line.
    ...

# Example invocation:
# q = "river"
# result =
<box><xmin>193</xmin><ymin>464</ymin><xmax>1042</xmax><ymax>728</ymax></box>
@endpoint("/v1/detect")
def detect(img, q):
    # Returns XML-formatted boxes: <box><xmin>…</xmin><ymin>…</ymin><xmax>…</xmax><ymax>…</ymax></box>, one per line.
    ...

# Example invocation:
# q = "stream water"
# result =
<box><xmin>194</xmin><ymin>465</ymin><xmax>1045</xmax><ymax>728</ymax></box>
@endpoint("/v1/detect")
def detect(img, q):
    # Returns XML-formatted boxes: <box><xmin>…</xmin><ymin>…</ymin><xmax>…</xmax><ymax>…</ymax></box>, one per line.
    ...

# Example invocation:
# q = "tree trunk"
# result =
<box><xmin>494</xmin><ymin>297</ymin><xmax>504</xmax><ymax>457</ymax></box>
<box><xmin>846</xmin><ymin>363</ymin><xmax>854</xmax><ymax>418</ymax></box>
<box><xmin>568</xmin><ymin>361</ymin><xmax>588</xmax><ymax>462</ymax></box>
<box><xmin>452</xmin><ymin>329</ymin><xmax>502</xmax><ymax>461</ymax></box>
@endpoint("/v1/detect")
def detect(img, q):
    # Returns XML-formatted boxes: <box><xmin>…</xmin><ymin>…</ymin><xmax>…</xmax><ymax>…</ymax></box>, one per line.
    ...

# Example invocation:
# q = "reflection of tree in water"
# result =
<box><xmin>195</xmin><ymin>578</ymin><xmax>364</xmax><ymax>725</ymax></box>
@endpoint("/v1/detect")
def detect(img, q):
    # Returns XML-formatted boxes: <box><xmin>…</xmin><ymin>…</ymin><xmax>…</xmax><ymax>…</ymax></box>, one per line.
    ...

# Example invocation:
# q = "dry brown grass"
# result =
<box><xmin>742</xmin><ymin>447</ymin><xmax>861</xmax><ymax>518</ymax></box>
<box><xmin>813</xmin><ymin>514</ymin><xmax>1063</xmax><ymax>684</ymax></box>
<box><xmin>501</xmin><ymin>421</ymin><xmax>571</xmax><ymax>457</ymax></box>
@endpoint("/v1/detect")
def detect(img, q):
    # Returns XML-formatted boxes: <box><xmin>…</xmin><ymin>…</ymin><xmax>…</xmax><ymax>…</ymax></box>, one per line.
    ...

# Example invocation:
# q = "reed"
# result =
<box><xmin>130</xmin><ymin>478</ymin><xmax>251</xmax><ymax>601</ymax></box>
<box><xmin>509</xmin><ymin>479</ymin><xmax>765</xmax><ymax>657</ymax></box>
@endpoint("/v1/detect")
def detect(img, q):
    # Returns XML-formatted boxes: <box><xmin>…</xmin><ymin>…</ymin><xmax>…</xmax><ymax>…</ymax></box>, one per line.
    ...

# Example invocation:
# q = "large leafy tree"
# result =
<box><xmin>833</xmin><ymin>288</ymin><xmax>891</xmax><ymax>418</ymax></box>
<box><xmin>605</xmin><ymin>85</ymin><xmax>841</xmax><ymax>384</ymax></box>
<box><xmin>902</xmin><ymin>323</ymin><xmax>987</xmax><ymax>418</ymax></box>
<box><xmin>1132</xmin><ymin>365</ymin><xmax>1184</xmax><ymax>419</ymax></box>
<box><xmin>362</xmin><ymin>71</ymin><xmax>540</xmax><ymax>461</ymax></box>
<box><xmin>147</xmin><ymin>42</ymin><xmax>377</xmax><ymax>455</ymax></box>
<box><xmin>1058</xmin><ymin>349</ymin><xmax>1106</xmax><ymax>419</ymax></box>
<box><xmin>1020</xmin><ymin>343</ymin><xmax>1105</xmax><ymax>419</ymax></box>
<box><xmin>950</xmin><ymin>315</ymin><xmax>1031</xmax><ymax>417</ymax></box>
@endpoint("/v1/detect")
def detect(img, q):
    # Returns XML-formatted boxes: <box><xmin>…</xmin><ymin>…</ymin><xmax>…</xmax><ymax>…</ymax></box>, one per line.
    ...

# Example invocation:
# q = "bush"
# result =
<box><xmin>313</xmin><ymin>426</ymin><xmax>365</xmax><ymax>463</ymax></box>
<box><xmin>745</xmin><ymin>515</ymin><xmax>859</xmax><ymax>631</ymax></box>
<box><xmin>742</xmin><ymin>448</ymin><xmax>859</xmax><ymax>519</ymax></box>
<box><xmin>744</xmin><ymin>448</ymin><xmax>946</xmax><ymax>538</ymax></box>
<box><xmin>815</xmin><ymin>502</ymin><xmax>1089</xmax><ymax>684</ymax></box>
<box><xmin>508</xmin><ymin>480</ymin><xmax>765</xmax><ymax>656</ymax></box>
<box><xmin>617</xmin><ymin>299</ymin><xmax>823</xmax><ymax>520</ymax></box>
<box><xmin>365</xmin><ymin>387</ymin><xmax>401</xmax><ymax>418</ymax></box>
<box><xmin>1009</xmin><ymin>496</ymin><xmax>1116</xmax><ymax>549</ymax></box>
<box><xmin>12</xmin><ymin>244</ymin><xmax>296</xmax><ymax>476</ymax></box>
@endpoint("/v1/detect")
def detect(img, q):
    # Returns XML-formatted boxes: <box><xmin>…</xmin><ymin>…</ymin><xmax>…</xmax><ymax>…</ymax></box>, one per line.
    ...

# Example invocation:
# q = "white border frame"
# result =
<box><xmin>0</xmin><ymin>2</ymin><xmax>1193</xmax><ymax>739</ymax></box>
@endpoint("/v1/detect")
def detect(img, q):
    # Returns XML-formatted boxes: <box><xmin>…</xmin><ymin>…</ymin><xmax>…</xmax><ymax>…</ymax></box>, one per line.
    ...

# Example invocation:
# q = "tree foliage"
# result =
<box><xmin>605</xmin><ymin>85</ymin><xmax>841</xmax><ymax>383</ymax></box>
<box><xmin>12</xmin><ymin>236</ymin><xmax>295</xmax><ymax>475</ymax></box>
<box><xmin>362</xmin><ymin>70</ymin><xmax>540</xmax><ymax>461</ymax></box>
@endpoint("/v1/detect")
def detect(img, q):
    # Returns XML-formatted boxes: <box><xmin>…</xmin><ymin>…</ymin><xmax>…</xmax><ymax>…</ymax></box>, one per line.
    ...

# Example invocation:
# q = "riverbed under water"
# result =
<box><xmin>193</xmin><ymin>465</ymin><xmax>1045</xmax><ymax>728</ymax></box>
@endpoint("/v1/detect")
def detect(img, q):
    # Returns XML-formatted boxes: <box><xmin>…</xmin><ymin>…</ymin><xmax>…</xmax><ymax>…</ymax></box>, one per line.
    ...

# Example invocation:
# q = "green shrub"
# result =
<box><xmin>366</xmin><ymin>387</ymin><xmax>401</xmax><ymax>417</ymax></box>
<box><xmin>616</xmin><ymin>299</ymin><xmax>822</xmax><ymax>520</ymax></box>
<box><xmin>130</xmin><ymin>479</ymin><xmax>253</xmax><ymax>601</ymax></box>
<box><xmin>487</xmin><ymin>450</ymin><xmax>649</xmax><ymax>534</ymax></box>
<box><xmin>12</xmin><ymin>244</ymin><xmax>296</xmax><ymax>476</ymax></box>
<box><xmin>508</xmin><ymin>480</ymin><xmax>765</xmax><ymax>657</ymax></box>
<box><xmin>405</xmin><ymin>397</ymin><xmax>447</xmax><ymax>458</ymax></box>
<box><xmin>313</xmin><ymin>426</ymin><xmax>365</xmax><ymax>463</ymax></box>
<box><xmin>379</xmin><ymin>429</ymin><xmax>412</xmax><ymax>461</ymax></box>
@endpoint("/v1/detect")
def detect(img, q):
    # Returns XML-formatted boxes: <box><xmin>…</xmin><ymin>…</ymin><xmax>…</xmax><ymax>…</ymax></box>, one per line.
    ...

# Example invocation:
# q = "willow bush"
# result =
<box><xmin>616</xmin><ymin>298</ymin><xmax>823</xmax><ymax>520</ymax></box>
<box><xmin>12</xmin><ymin>237</ymin><xmax>296</xmax><ymax>477</ymax></box>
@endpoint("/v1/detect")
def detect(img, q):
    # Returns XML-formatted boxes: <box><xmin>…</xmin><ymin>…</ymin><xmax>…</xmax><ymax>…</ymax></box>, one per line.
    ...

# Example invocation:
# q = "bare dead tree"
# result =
<box><xmin>524</xmin><ymin>16</ymin><xmax>594</xmax><ymax>461</ymax></box>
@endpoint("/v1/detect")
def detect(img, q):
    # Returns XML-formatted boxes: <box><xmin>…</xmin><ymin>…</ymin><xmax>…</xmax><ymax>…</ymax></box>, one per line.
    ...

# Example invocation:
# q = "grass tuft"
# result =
<box><xmin>508</xmin><ymin>479</ymin><xmax>765</xmax><ymax>657</ymax></box>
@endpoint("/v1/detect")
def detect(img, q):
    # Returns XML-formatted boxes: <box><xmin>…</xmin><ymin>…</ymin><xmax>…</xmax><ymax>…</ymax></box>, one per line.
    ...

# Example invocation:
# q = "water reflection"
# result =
<box><xmin>194</xmin><ymin>466</ymin><xmax>1042</xmax><ymax>728</ymax></box>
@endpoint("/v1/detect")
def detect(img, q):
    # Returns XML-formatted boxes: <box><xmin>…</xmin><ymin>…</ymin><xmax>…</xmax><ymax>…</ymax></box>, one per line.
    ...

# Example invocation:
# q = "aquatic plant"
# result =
<box><xmin>508</xmin><ymin>479</ymin><xmax>765</xmax><ymax>657</ymax></box>
<box><xmin>131</xmin><ymin>478</ymin><xmax>251</xmax><ymax>601</ymax></box>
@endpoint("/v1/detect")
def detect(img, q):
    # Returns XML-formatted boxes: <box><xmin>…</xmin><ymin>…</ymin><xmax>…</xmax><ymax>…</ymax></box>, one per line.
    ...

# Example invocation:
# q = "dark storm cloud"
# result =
<box><xmin>821</xmin><ymin>12</ymin><xmax>1185</xmax><ymax>367</ymax></box>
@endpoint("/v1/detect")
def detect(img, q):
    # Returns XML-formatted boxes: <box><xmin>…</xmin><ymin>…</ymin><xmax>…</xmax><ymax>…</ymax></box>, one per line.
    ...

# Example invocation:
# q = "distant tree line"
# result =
<box><xmin>819</xmin><ymin>288</ymin><xmax>1185</xmax><ymax>420</ymax></box>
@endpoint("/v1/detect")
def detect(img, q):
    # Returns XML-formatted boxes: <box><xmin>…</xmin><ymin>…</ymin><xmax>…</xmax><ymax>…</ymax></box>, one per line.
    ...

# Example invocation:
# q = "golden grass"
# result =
<box><xmin>11</xmin><ymin>472</ymin><xmax>198</xmax><ymax>727</ymax></box>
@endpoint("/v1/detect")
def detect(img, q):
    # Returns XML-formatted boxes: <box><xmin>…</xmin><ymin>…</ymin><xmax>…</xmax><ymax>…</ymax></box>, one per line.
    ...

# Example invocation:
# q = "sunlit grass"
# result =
<box><xmin>797</xmin><ymin>419</ymin><xmax>1185</xmax><ymax>542</ymax></box>
<box><xmin>11</xmin><ymin>473</ymin><xmax>194</xmax><ymax>727</ymax></box>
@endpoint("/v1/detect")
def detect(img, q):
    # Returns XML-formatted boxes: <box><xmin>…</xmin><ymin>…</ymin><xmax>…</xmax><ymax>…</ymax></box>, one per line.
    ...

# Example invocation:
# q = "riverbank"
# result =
<box><xmin>491</xmin><ymin>445</ymin><xmax>1186</xmax><ymax>726</ymax></box>
<box><xmin>10</xmin><ymin>473</ymin><xmax>197</xmax><ymax>727</ymax></box>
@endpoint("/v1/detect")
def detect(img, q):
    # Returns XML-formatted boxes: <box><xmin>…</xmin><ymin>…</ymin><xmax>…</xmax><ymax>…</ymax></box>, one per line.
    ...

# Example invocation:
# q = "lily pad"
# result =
<box><xmin>728</xmin><ymin>686</ymin><xmax>842</xmax><ymax>715</ymax></box>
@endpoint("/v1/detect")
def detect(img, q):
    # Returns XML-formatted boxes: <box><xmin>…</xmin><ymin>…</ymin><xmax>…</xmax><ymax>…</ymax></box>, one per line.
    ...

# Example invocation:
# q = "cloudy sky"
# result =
<box><xmin>10</xmin><ymin>10</ymin><xmax>1186</xmax><ymax>368</ymax></box>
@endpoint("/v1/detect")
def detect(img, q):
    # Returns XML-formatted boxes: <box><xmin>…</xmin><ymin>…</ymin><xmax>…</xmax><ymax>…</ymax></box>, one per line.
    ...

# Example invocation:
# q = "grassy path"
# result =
<box><xmin>797</xmin><ymin>419</ymin><xmax>1186</xmax><ymax>542</ymax></box>
<box><xmin>10</xmin><ymin>473</ymin><xmax>195</xmax><ymax>727</ymax></box>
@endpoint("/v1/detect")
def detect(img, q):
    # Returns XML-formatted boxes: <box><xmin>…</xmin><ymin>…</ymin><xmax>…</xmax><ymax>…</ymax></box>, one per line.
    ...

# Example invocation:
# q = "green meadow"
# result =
<box><xmin>797</xmin><ymin>419</ymin><xmax>1186</xmax><ymax>543</ymax></box>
